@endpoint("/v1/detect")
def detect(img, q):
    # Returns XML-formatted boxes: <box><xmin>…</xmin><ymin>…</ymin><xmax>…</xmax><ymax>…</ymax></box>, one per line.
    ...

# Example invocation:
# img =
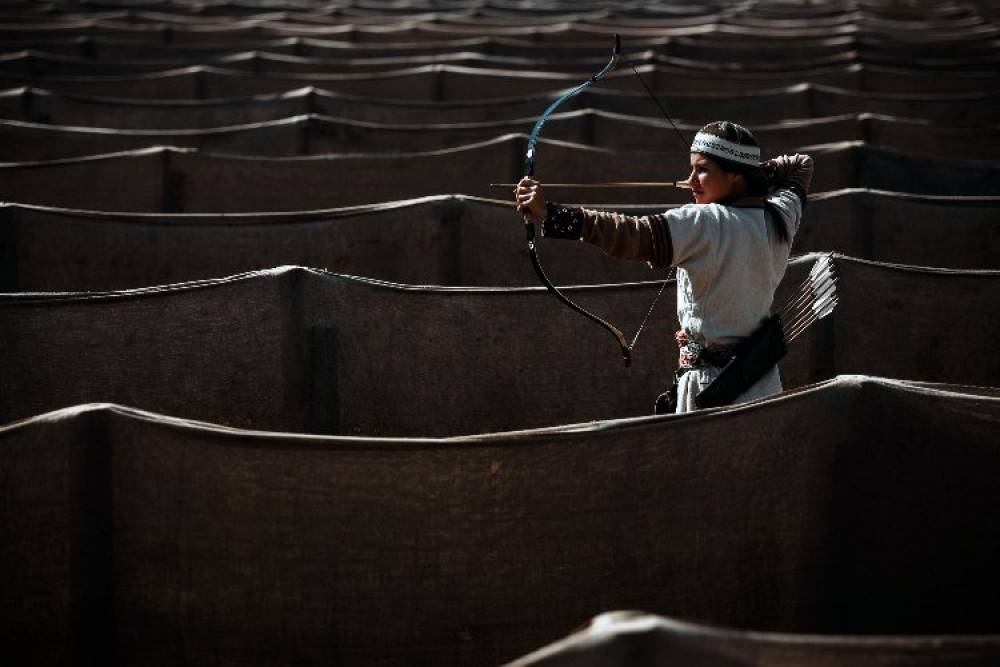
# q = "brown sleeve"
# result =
<box><xmin>579</xmin><ymin>208</ymin><xmax>673</xmax><ymax>269</ymax></box>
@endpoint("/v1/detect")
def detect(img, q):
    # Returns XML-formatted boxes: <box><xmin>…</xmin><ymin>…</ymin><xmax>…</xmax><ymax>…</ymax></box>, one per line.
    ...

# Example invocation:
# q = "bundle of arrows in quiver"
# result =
<box><xmin>782</xmin><ymin>253</ymin><xmax>839</xmax><ymax>344</ymax></box>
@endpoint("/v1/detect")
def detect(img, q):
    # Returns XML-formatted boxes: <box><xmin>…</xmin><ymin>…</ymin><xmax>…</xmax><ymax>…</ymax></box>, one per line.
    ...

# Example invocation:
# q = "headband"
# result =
<box><xmin>690</xmin><ymin>131</ymin><xmax>761</xmax><ymax>167</ymax></box>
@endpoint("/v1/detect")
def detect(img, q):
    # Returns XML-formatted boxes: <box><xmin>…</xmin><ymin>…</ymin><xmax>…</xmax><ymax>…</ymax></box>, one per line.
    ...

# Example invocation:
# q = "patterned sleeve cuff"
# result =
<box><xmin>540</xmin><ymin>202</ymin><xmax>585</xmax><ymax>239</ymax></box>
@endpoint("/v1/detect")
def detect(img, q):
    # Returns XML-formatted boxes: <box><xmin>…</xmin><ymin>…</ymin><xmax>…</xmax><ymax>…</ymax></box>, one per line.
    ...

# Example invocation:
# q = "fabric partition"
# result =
<box><xmin>2</xmin><ymin>196</ymin><xmax>639</xmax><ymax>291</ymax></box>
<box><xmin>667</xmin><ymin>34</ymin><xmax>855</xmax><ymax>62</ymax></box>
<box><xmin>0</xmin><ymin>147</ymin><xmax>167</xmax><ymax>211</ymax></box>
<box><xmin>0</xmin><ymin>117</ymin><xmax>308</xmax><ymax>162</ymax></box>
<box><xmin>1</xmin><ymin>50</ymin><xmax>582</xmax><ymax>78</ymax></box>
<box><xmin>0</xmin><ymin>83</ymin><xmax>815</xmax><ymax>127</ymax></box>
<box><xmin>0</xmin><ymin>51</ymin><xmax>248</xmax><ymax>77</ymax></box>
<box><xmin>9</xmin><ymin>85</ymin><xmax>316</xmax><ymax>129</ymax></box>
<box><xmin>2</xmin><ymin>257</ymin><xmax>999</xmax><ymax>436</ymax></box>
<box><xmin>0</xmin><ymin>66</ymin><xmax>206</xmax><ymax>99</ymax></box>
<box><xmin>861</xmin><ymin>47</ymin><xmax>1000</xmax><ymax>70</ymax></box>
<box><xmin>90</xmin><ymin>35</ymin><xmax>479</xmax><ymax>61</ymax></box>
<box><xmin>1</xmin><ymin>191</ymin><xmax>997</xmax><ymax>292</ymax></box>
<box><xmin>0</xmin><ymin>63</ymin><xmax>837</xmax><ymax>100</ymax></box>
<box><xmin>858</xmin><ymin>62</ymin><xmax>1000</xmax><ymax>94</ymax></box>
<box><xmin>809</xmin><ymin>84</ymin><xmax>1000</xmax><ymax>126</ymax></box>
<box><xmin>809</xmin><ymin>257</ymin><xmax>1000</xmax><ymax>388</ymax></box>
<box><xmin>0</xmin><ymin>266</ymin><xmax>675</xmax><ymax>436</ymax></box>
<box><xmin>798</xmin><ymin>189</ymin><xmax>1000</xmax><ymax>270</ymax></box>
<box><xmin>205</xmin><ymin>50</ymin><xmax>890</xmax><ymax>77</ymax></box>
<box><xmin>583</xmin><ymin>113</ymin><xmax>1000</xmax><ymax>160</ymax></box>
<box><xmin>4</xmin><ymin>84</ymin><xmax>997</xmax><ymax>130</ymax></box>
<box><xmin>1</xmin><ymin>140</ymin><xmax>997</xmax><ymax>212</ymax></box>
<box><xmin>860</xmin><ymin>114</ymin><xmax>1000</xmax><ymax>160</ymax></box>
<box><xmin>252</xmin><ymin>59</ymin><xmax>998</xmax><ymax>101</ymax></box>
<box><xmin>508</xmin><ymin>612</ymin><xmax>1000</xmax><ymax>667</ymax></box>
<box><xmin>668</xmin><ymin>33</ymin><xmax>852</xmax><ymax>62</ymax></box>
<box><xmin>88</xmin><ymin>36</ymin><xmax>306</xmax><ymax>60</ymax></box>
<box><xmin>801</xmin><ymin>142</ymin><xmax>1000</xmax><ymax>196</ymax></box>
<box><xmin>197</xmin><ymin>64</ymin><xmax>446</xmax><ymax>101</ymax></box>
<box><xmin>0</xmin><ymin>198</ymin><xmax>491</xmax><ymax>291</ymax></box>
<box><xmin>0</xmin><ymin>86</ymin><xmax>27</xmax><ymax>121</ymax></box>
<box><xmin>147</xmin><ymin>138</ymin><xmax>695</xmax><ymax>212</ymax></box>
<box><xmin>2</xmin><ymin>111</ymin><xmax>996</xmax><ymax>162</ymax></box>
<box><xmin>850</xmin><ymin>143</ymin><xmax>1000</xmax><ymax>195</ymax></box>
<box><xmin>2</xmin><ymin>377</ymin><xmax>1000</xmax><ymax>665</ymax></box>
<box><xmin>1</xmin><ymin>2</ymin><xmax>999</xmax><ymax>666</ymax></box>
<box><xmin>6</xmin><ymin>61</ymin><xmax>998</xmax><ymax>102</ymax></box>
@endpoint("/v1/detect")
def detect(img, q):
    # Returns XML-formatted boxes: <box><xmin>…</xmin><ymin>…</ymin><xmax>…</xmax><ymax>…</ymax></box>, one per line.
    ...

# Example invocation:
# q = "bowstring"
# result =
<box><xmin>627</xmin><ymin>266</ymin><xmax>675</xmax><ymax>352</ymax></box>
<box><xmin>630</xmin><ymin>64</ymin><xmax>691</xmax><ymax>150</ymax></box>
<box><xmin>622</xmin><ymin>53</ymin><xmax>690</xmax><ymax>353</ymax></box>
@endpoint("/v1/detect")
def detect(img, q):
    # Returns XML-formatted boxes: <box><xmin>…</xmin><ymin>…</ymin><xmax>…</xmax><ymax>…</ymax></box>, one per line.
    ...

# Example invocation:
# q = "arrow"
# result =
<box><xmin>491</xmin><ymin>181</ymin><xmax>691</xmax><ymax>189</ymax></box>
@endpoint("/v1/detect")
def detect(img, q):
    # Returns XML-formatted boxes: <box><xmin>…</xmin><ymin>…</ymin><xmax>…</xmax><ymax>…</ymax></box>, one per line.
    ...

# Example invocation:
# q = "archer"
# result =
<box><xmin>516</xmin><ymin>121</ymin><xmax>814</xmax><ymax>414</ymax></box>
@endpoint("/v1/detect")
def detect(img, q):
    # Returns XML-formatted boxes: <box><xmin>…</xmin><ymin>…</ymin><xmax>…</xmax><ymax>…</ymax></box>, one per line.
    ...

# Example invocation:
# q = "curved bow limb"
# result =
<box><xmin>524</xmin><ymin>218</ymin><xmax>633</xmax><ymax>367</ymax></box>
<box><xmin>521</xmin><ymin>34</ymin><xmax>635</xmax><ymax>367</ymax></box>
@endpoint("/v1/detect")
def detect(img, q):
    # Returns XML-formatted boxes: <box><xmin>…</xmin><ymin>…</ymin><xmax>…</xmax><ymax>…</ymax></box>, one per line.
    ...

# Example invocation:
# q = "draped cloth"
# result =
<box><xmin>2</xmin><ymin>377</ymin><xmax>1000</xmax><ymax>666</ymax></box>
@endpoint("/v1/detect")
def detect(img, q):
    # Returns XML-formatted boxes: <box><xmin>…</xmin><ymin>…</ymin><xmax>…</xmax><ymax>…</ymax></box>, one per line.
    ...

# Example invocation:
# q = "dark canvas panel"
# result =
<box><xmin>0</xmin><ymin>85</ymin><xmax>27</xmax><ymax>121</ymax></box>
<box><xmin>0</xmin><ymin>66</ymin><xmax>205</xmax><ymax>99</ymax></box>
<box><xmin>0</xmin><ymin>50</ymin><xmax>259</xmax><ymax>77</ymax></box>
<box><xmin>1</xmin><ymin>111</ymin><xmax>995</xmax><ymax>162</ymax></box>
<box><xmin>0</xmin><ymin>83</ymin><xmax>814</xmax><ymax>127</ymax></box>
<box><xmin>1</xmin><ymin>258</ymin><xmax>998</xmax><ymax>436</ymax></box>
<box><xmin>9</xmin><ymin>85</ymin><xmax>315</xmax><ymax>129</ymax></box>
<box><xmin>0</xmin><ymin>266</ymin><xmax>674</xmax><ymax>435</ymax></box>
<box><xmin>859</xmin><ymin>61</ymin><xmax>1000</xmax><ymax>93</ymax></box>
<box><xmin>0</xmin><ymin>148</ymin><xmax>165</xmax><ymax>211</ymax></box>
<box><xmin>168</xmin><ymin>138</ymin><xmax>680</xmax><ymax>212</ymax></box>
<box><xmin>4</xmin><ymin>83</ymin><xmax>996</xmax><ymax>129</ymax></box>
<box><xmin>667</xmin><ymin>31</ymin><xmax>1000</xmax><ymax>64</ymax></box>
<box><xmin>818</xmin><ymin>258</ymin><xmax>1000</xmax><ymax>386</ymax></box>
<box><xmin>303</xmin><ymin>28</ymin><xmax>999</xmax><ymax>63</ymax></box>
<box><xmin>0</xmin><ymin>117</ymin><xmax>307</xmax><ymax>161</ymax></box>
<box><xmin>799</xmin><ymin>190</ymin><xmax>1000</xmax><ymax>270</ymax></box>
<box><xmin>0</xmin><ymin>140</ymin><xmax>996</xmax><ymax>212</ymax></box>
<box><xmin>510</xmin><ymin>611</ymin><xmax>1000</xmax><ymax>667</ymax></box>
<box><xmin>79</xmin><ymin>35</ymin><xmax>304</xmax><ymax>59</ymax></box>
<box><xmin>197</xmin><ymin>64</ymin><xmax>446</xmax><ymax>101</ymax></box>
<box><xmin>810</xmin><ymin>84</ymin><xmax>1000</xmax><ymax>126</ymax></box>
<box><xmin>2</xmin><ymin>377</ymin><xmax>999</xmax><ymax>665</ymax></box>
<box><xmin>1</xmin><ymin>3</ymin><xmax>998</xmax><ymax>664</ymax></box>
<box><xmin>91</xmin><ymin>34</ymin><xmax>476</xmax><ymax>60</ymax></box>
<box><xmin>1</xmin><ymin>190</ymin><xmax>996</xmax><ymax>292</ymax></box>
<box><xmin>2</xmin><ymin>60</ymin><xmax>996</xmax><ymax>101</ymax></box>
<box><xmin>849</xmin><ymin>143</ymin><xmax>1000</xmax><ymax>195</ymax></box>
<box><xmin>17</xmin><ymin>43</ymin><xmax>986</xmax><ymax>79</ymax></box>
<box><xmin>582</xmin><ymin>113</ymin><xmax>1000</xmax><ymax>160</ymax></box>
<box><xmin>0</xmin><ymin>48</ymin><xmax>871</xmax><ymax>78</ymax></box>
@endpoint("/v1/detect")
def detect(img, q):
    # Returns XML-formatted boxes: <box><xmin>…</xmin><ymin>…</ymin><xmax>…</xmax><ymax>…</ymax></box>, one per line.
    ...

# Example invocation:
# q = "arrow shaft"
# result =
<box><xmin>493</xmin><ymin>181</ymin><xmax>691</xmax><ymax>189</ymax></box>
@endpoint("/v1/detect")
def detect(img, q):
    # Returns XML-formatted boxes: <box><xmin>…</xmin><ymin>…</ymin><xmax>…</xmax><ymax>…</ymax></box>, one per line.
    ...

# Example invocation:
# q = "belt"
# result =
<box><xmin>674</xmin><ymin>330</ymin><xmax>737</xmax><ymax>373</ymax></box>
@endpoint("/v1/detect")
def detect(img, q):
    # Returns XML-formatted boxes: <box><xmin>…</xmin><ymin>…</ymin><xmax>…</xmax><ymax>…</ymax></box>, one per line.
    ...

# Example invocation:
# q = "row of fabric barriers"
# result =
<box><xmin>1</xmin><ymin>1</ymin><xmax>999</xmax><ymax>665</ymax></box>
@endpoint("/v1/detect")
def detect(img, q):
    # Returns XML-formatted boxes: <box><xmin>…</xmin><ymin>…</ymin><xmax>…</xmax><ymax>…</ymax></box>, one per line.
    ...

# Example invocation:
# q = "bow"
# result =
<box><xmin>520</xmin><ymin>34</ymin><xmax>689</xmax><ymax>367</ymax></box>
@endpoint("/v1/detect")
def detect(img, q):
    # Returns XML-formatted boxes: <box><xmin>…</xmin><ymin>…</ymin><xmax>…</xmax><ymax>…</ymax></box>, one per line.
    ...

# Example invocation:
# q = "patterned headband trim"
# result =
<box><xmin>690</xmin><ymin>132</ymin><xmax>761</xmax><ymax>167</ymax></box>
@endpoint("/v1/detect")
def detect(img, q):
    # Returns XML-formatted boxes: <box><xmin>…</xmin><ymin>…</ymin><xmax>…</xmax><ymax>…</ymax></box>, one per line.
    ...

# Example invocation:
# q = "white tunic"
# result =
<box><xmin>666</xmin><ymin>190</ymin><xmax>803</xmax><ymax>412</ymax></box>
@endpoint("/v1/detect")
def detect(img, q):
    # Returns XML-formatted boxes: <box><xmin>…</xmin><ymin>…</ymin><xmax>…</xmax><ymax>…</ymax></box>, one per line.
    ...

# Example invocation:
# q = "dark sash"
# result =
<box><xmin>694</xmin><ymin>315</ymin><xmax>787</xmax><ymax>410</ymax></box>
